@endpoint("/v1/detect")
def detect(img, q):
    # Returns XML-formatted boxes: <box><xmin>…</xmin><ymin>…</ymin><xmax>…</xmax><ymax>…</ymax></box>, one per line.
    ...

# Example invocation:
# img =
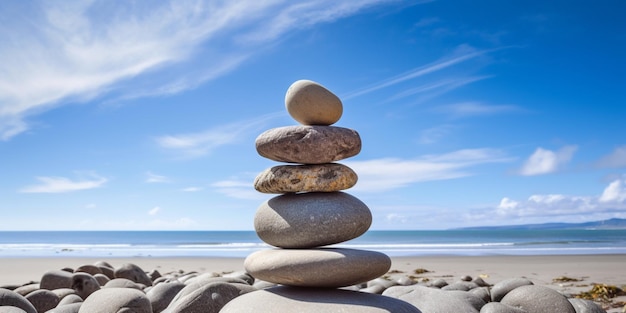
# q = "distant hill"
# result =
<box><xmin>455</xmin><ymin>218</ymin><xmax>626</xmax><ymax>230</ymax></box>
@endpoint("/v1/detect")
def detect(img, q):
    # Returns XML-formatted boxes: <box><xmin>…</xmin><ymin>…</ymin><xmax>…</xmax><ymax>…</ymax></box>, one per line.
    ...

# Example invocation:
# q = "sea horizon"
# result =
<box><xmin>1</xmin><ymin>229</ymin><xmax>625</xmax><ymax>258</ymax></box>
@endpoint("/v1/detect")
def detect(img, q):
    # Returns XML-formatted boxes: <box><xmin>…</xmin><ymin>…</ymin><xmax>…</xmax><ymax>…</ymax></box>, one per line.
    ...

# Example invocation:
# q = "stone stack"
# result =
<box><xmin>243</xmin><ymin>79</ymin><xmax>391</xmax><ymax>288</ymax></box>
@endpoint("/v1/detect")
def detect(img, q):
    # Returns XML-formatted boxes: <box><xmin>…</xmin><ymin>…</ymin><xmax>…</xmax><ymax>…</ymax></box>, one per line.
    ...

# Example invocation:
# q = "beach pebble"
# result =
<box><xmin>0</xmin><ymin>288</ymin><xmax>37</xmax><ymax>313</ymax></box>
<box><xmin>114</xmin><ymin>263</ymin><xmax>152</xmax><ymax>287</ymax></box>
<box><xmin>92</xmin><ymin>274</ymin><xmax>109</xmax><ymax>286</ymax></box>
<box><xmin>74</xmin><ymin>265</ymin><xmax>101</xmax><ymax>276</ymax></box>
<box><xmin>70</xmin><ymin>273</ymin><xmax>100</xmax><ymax>300</ymax></box>
<box><xmin>480</xmin><ymin>302</ymin><xmax>528</xmax><ymax>313</ymax></box>
<box><xmin>500</xmin><ymin>285</ymin><xmax>576</xmax><ymax>313</ymax></box>
<box><xmin>93</xmin><ymin>264</ymin><xmax>114</xmax><ymax>280</ymax></box>
<box><xmin>254</xmin><ymin>192</ymin><xmax>371</xmax><ymax>248</ymax></box>
<box><xmin>442</xmin><ymin>281</ymin><xmax>480</xmax><ymax>291</ymax></box>
<box><xmin>40</xmin><ymin>271</ymin><xmax>73</xmax><ymax>290</ymax></box>
<box><xmin>491</xmin><ymin>278</ymin><xmax>534</xmax><ymax>302</ymax></box>
<box><xmin>285</xmin><ymin>80</ymin><xmax>343</xmax><ymax>126</ymax></box>
<box><xmin>0</xmin><ymin>307</ymin><xmax>29</xmax><ymax>313</ymax></box>
<box><xmin>103</xmin><ymin>278</ymin><xmax>143</xmax><ymax>290</ymax></box>
<box><xmin>13</xmin><ymin>284</ymin><xmax>39</xmax><ymax>297</ymax></box>
<box><xmin>222</xmin><ymin>272</ymin><xmax>255</xmax><ymax>285</ymax></box>
<box><xmin>146</xmin><ymin>282</ymin><xmax>185</xmax><ymax>313</ymax></box>
<box><xmin>473</xmin><ymin>277</ymin><xmax>490</xmax><ymax>287</ymax></box>
<box><xmin>469</xmin><ymin>287</ymin><xmax>491</xmax><ymax>303</ymax></box>
<box><xmin>77</xmin><ymin>288</ymin><xmax>151</xmax><ymax>313</ymax></box>
<box><xmin>383</xmin><ymin>285</ymin><xmax>485</xmax><ymax>312</ymax></box>
<box><xmin>57</xmin><ymin>294</ymin><xmax>82</xmax><ymax>306</ymax></box>
<box><xmin>254</xmin><ymin>163</ymin><xmax>357</xmax><ymax>193</ymax></box>
<box><xmin>568</xmin><ymin>298</ymin><xmax>606</xmax><ymax>313</ymax></box>
<box><xmin>396</xmin><ymin>276</ymin><xmax>417</xmax><ymax>286</ymax></box>
<box><xmin>428</xmin><ymin>279</ymin><xmax>448</xmax><ymax>288</ymax></box>
<box><xmin>45</xmin><ymin>303</ymin><xmax>82</xmax><ymax>313</ymax></box>
<box><xmin>220</xmin><ymin>285</ymin><xmax>422</xmax><ymax>313</ymax></box>
<box><xmin>24</xmin><ymin>289</ymin><xmax>59</xmax><ymax>313</ymax></box>
<box><xmin>163</xmin><ymin>282</ymin><xmax>255</xmax><ymax>313</ymax></box>
<box><xmin>244</xmin><ymin>248</ymin><xmax>391</xmax><ymax>288</ymax></box>
<box><xmin>255</xmin><ymin>125</ymin><xmax>361</xmax><ymax>164</ymax></box>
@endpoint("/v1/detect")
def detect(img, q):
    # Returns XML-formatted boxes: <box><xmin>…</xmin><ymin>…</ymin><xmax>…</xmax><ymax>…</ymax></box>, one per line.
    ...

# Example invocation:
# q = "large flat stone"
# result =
<box><xmin>244</xmin><ymin>248</ymin><xmax>391</xmax><ymax>288</ymax></box>
<box><xmin>255</xmin><ymin>125</ymin><xmax>361</xmax><ymax>164</ymax></box>
<box><xmin>220</xmin><ymin>286</ymin><xmax>421</xmax><ymax>313</ymax></box>
<box><xmin>254</xmin><ymin>192</ymin><xmax>371</xmax><ymax>248</ymax></box>
<box><xmin>254</xmin><ymin>163</ymin><xmax>357</xmax><ymax>193</ymax></box>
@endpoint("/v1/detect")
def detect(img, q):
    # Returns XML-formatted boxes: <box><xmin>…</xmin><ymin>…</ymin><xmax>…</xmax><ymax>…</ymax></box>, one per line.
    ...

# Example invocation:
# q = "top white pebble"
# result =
<box><xmin>285</xmin><ymin>80</ymin><xmax>343</xmax><ymax>126</ymax></box>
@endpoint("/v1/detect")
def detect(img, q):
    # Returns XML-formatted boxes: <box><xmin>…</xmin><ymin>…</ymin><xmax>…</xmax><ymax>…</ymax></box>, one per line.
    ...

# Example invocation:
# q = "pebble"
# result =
<box><xmin>24</xmin><ymin>289</ymin><xmax>59</xmax><ymax>313</ymax></box>
<box><xmin>45</xmin><ymin>302</ymin><xmax>82</xmax><ymax>313</ymax></box>
<box><xmin>500</xmin><ymin>285</ymin><xmax>576</xmax><ymax>313</ymax></box>
<box><xmin>0</xmin><ymin>288</ymin><xmax>37</xmax><ymax>313</ymax></box>
<box><xmin>74</xmin><ymin>265</ymin><xmax>101</xmax><ymax>276</ymax></box>
<box><xmin>40</xmin><ymin>270</ymin><xmax>72</xmax><ymax>290</ymax></box>
<box><xmin>0</xmin><ymin>308</ymin><xmax>28</xmax><ymax>313</ymax></box>
<box><xmin>57</xmin><ymin>294</ymin><xmax>83</xmax><ymax>306</ymax></box>
<box><xmin>114</xmin><ymin>263</ymin><xmax>153</xmax><ymax>287</ymax></box>
<box><xmin>103</xmin><ymin>278</ymin><xmax>144</xmax><ymax>290</ymax></box>
<box><xmin>490</xmin><ymin>277</ymin><xmax>534</xmax><ymax>302</ymax></box>
<box><xmin>285</xmin><ymin>80</ymin><xmax>343</xmax><ymax>126</ymax></box>
<box><xmin>254</xmin><ymin>192</ymin><xmax>372</xmax><ymax>248</ymax></box>
<box><xmin>146</xmin><ymin>282</ymin><xmax>185</xmax><ymax>313</ymax></box>
<box><xmin>70</xmin><ymin>273</ymin><xmax>100</xmax><ymax>300</ymax></box>
<box><xmin>254</xmin><ymin>163</ymin><xmax>357</xmax><ymax>193</ymax></box>
<box><xmin>220</xmin><ymin>285</ymin><xmax>421</xmax><ymax>313</ymax></box>
<box><xmin>480</xmin><ymin>302</ymin><xmax>527</xmax><ymax>313</ymax></box>
<box><xmin>255</xmin><ymin>125</ymin><xmax>361</xmax><ymax>164</ymax></box>
<box><xmin>384</xmin><ymin>285</ymin><xmax>485</xmax><ymax>313</ymax></box>
<box><xmin>244</xmin><ymin>248</ymin><xmax>391</xmax><ymax>288</ymax></box>
<box><xmin>77</xmin><ymin>288</ymin><xmax>151</xmax><ymax>313</ymax></box>
<box><xmin>568</xmin><ymin>298</ymin><xmax>606</xmax><ymax>313</ymax></box>
<box><xmin>163</xmin><ymin>282</ymin><xmax>255</xmax><ymax>313</ymax></box>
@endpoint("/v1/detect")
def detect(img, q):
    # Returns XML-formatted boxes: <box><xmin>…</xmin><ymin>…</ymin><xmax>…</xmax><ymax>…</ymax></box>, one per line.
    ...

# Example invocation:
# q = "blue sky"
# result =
<box><xmin>1</xmin><ymin>0</ymin><xmax>625</xmax><ymax>230</ymax></box>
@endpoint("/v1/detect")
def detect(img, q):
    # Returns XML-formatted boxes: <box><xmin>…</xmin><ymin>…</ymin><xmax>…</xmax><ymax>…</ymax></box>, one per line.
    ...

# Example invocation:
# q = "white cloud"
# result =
<box><xmin>148</xmin><ymin>206</ymin><xmax>161</xmax><ymax>216</ymax></box>
<box><xmin>599</xmin><ymin>179</ymin><xmax>626</xmax><ymax>203</ymax></box>
<box><xmin>436</xmin><ymin>101</ymin><xmax>521</xmax><ymax>118</ymax></box>
<box><xmin>345</xmin><ymin>148</ymin><xmax>513</xmax><ymax>192</ymax></box>
<box><xmin>0</xmin><ymin>0</ymin><xmax>398</xmax><ymax>140</ymax></box>
<box><xmin>210</xmin><ymin>178</ymin><xmax>268</xmax><ymax>201</ymax></box>
<box><xmin>145</xmin><ymin>171</ymin><xmax>169</xmax><ymax>183</ymax></box>
<box><xmin>19</xmin><ymin>172</ymin><xmax>107</xmax><ymax>193</ymax></box>
<box><xmin>518</xmin><ymin>145</ymin><xmax>577</xmax><ymax>176</ymax></box>
<box><xmin>155</xmin><ymin>112</ymin><xmax>282</xmax><ymax>158</ymax></box>
<box><xmin>181</xmin><ymin>187</ymin><xmax>203</xmax><ymax>192</ymax></box>
<box><xmin>418</xmin><ymin>124</ymin><xmax>455</xmax><ymax>144</ymax></box>
<box><xmin>596</xmin><ymin>145</ymin><xmax>626</xmax><ymax>168</ymax></box>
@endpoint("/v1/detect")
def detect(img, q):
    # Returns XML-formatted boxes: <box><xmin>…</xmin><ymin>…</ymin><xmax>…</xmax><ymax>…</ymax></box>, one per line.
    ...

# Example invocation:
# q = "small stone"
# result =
<box><xmin>13</xmin><ymin>284</ymin><xmax>39</xmax><ymax>296</ymax></box>
<box><xmin>255</xmin><ymin>125</ymin><xmax>361</xmax><ymax>164</ymax></box>
<box><xmin>163</xmin><ymin>282</ymin><xmax>255</xmax><ymax>313</ymax></box>
<box><xmin>568</xmin><ymin>298</ymin><xmax>606</xmax><ymax>313</ymax></box>
<box><xmin>24</xmin><ymin>289</ymin><xmax>59</xmax><ymax>313</ymax></box>
<box><xmin>490</xmin><ymin>278</ymin><xmax>534</xmax><ymax>302</ymax></box>
<box><xmin>480</xmin><ymin>302</ymin><xmax>527</xmax><ymax>313</ymax></box>
<box><xmin>45</xmin><ymin>302</ymin><xmax>82</xmax><ymax>313</ymax></box>
<box><xmin>40</xmin><ymin>270</ymin><xmax>73</xmax><ymax>290</ymax></box>
<box><xmin>254</xmin><ymin>192</ymin><xmax>371</xmax><ymax>248</ymax></box>
<box><xmin>74</xmin><ymin>265</ymin><xmax>101</xmax><ymax>276</ymax></box>
<box><xmin>0</xmin><ymin>288</ymin><xmax>37</xmax><ymax>313</ymax></box>
<box><xmin>469</xmin><ymin>287</ymin><xmax>491</xmax><ymax>304</ymax></box>
<box><xmin>92</xmin><ymin>274</ymin><xmax>109</xmax><ymax>286</ymax></box>
<box><xmin>77</xmin><ymin>288</ymin><xmax>151</xmax><ymax>313</ymax></box>
<box><xmin>285</xmin><ymin>80</ymin><xmax>343</xmax><ymax>126</ymax></box>
<box><xmin>244</xmin><ymin>248</ymin><xmax>391</xmax><ymax>288</ymax></box>
<box><xmin>254</xmin><ymin>163</ymin><xmax>357</xmax><ymax>193</ymax></box>
<box><xmin>383</xmin><ymin>285</ymin><xmax>485</xmax><ymax>312</ymax></box>
<box><xmin>57</xmin><ymin>294</ymin><xmax>83</xmax><ymax>306</ymax></box>
<box><xmin>145</xmin><ymin>282</ymin><xmax>185</xmax><ymax>313</ymax></box>
<box><xmin>220</xmin><ymin>286</ymin><xmax>421</xmax><ymax>313</ymax></box>
<box><xmin>103</xmin><ymin>278</ymin><xmax>143</xmax><ymax>290</ymax></box>
<box><xmin>442</xmin><ymin>281</ymin><xmax>480</xmax><ymax>291</ymax></box>
<box><xmin>500</xmin><ymin>285</ymin><xmax>576</xmax><ymax>313</ymax></box>
<box><xmin>114</xmin><ymin>263</ymin><xmax>152</xmax><ymax>287</ymax></box>
<box><xmin>71</xmin><ymin>273</ymin><xmax>100</xmax><ymax>300</ymax></box>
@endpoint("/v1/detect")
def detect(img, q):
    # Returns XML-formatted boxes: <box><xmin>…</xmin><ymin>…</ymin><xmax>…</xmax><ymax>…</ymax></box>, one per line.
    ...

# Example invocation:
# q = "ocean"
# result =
<box><xmin>0</xmin><ymin>230</ymin><xmax>625</xmax><ymax>258</ymax></box>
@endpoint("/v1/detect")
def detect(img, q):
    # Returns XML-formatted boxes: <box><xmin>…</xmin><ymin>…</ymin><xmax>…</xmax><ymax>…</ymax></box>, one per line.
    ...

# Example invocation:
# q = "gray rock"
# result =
<box><xmin>396</xmin><ymin>276</ymin><xmax>416</xmax><ymax>286</ymax></box>
<box><xmin>245</xmin><ymin>248</ymin><xmax>391</xmax><ymax>288</ymax></box>
<box><xmin>428</xmin><ymin>279</ymin><xmax>448</xmax><ymax>288</ymax></box>
<box><xmin>44</xmin><ymin>303</ymin><xmax>82</xmax><ymax>313</ymax></box>
<box><xmin>469</xmin><ymin>287</ymin><xmax>491</xmax><ymax>304</ymax></box>
<box><xmin>220</xmin><ymin>286</ymin><xmax>422</xmax><ymax>313</ymax></box>
<box><xmin>164</xmin><ymin>282</ymin><xmax>255</xmax><ymax>313</ymax></box>
<box><xmin>0</xmin><ymin>288</ymin><xmax>37</xmax><ymax>313</ymax></box>
<box><xmin>255</xmin><ymin>125</ymin><xmax>361</xmax><ymax>164</ymax></box>
<box><xmin>94</xmin><ymin>265</ymin><xmax>114</xmax><ymax>280</ymax></box>
<box><xmin>254</xmin><ymin>163</ymin><xmax>357</xmax><ymax>194</ymax></box>
<box><xmin>73</xmin><ymin>265</ymin><xmax>101</xmax><ymax>276</ymax></box>
<box><xmin>480</xmin><ymin>302</ymin><xmax>528</xmax><ymax>313</ymax></box>
<box><xmin>0</xmin><ymin>307</ymin><xmax>28</xmax><ymax>313</ymax></box>
<box><xmin>40</xmin><ymin>271</ymin><xmax>73</xmax><ymax>290</ymax></box>
<box><xmin>57</xmin><ymin>294</ymin><xmax>82</xmax><ymax>306</ymax></box>
<box><xmin>500</xmin><ymin>285</ymin><xmax>576</xmax><ymax>313</ymax></box>
<box><xmin>114</xmin><ymin>263</ymin><xmax>152</xmax><ymax>287</ymax></box>
<box><xmin>383</xmin><ymin>285</ymin><xmax>485</xmax><ymax>313</ymax></box>
<box><xmin>103</xmin><ymin>278</ymin><xmax>143</xmax><ymax>290</ymax></box>
<box><xmin>442</xmin><ymin>281</ymin><xmax>480</xmax><ymax>291</ymax></box>
<box><xmin>473</xmin><ymin>277</ymin><xmax>490</xmax><ymax>287</ymax></box>
<box><xmin>92</xmin><ymin>274</ymin><xmax>109</xmax><ymax>287</ymax></box>
<box><xmin>24</xmin><ymin>289</ymin><xmax>59</xmax><ymax>313</ymax></box>
<box><xmin>50</xmin><ymin>289</ymin><xmax>75</xmax><ymax>300</ymax></box>
<box><xmin>285</xmin><ymin>79</ymin><xmax>343</xmax><ymax>126</ymax></box>
<box><xmin>77</xmin><ymin>288</ymin><xmax>151</xmax><ymax>313</ymax></box>
<box><xmin>13</xmin><ymin>284</ymin><xmax>39</xmax><ymax>297</ymax></box>
<box><xmin>254</xmin><ymin>192</ymin><xmax>371</xmax><ymax>248</ymax></box>
<box><xmin>148</xmin><ymin>270</ymin><xmax>161</xmax><ymax>283</ymax></box>
<box><xmin>222</xmin><ymin>271</ymin><xmax>255</xmax><ymax>285</ymax></box>
<box><xmin>491</xmin><ymin>278</ymin><xmax>534</xmax><ymax>302</ymax></box>
<box><xmin>70</xmin><ymin>273</ymin><xmax>100</xmax><ymax>300</ymax></box>
<box><xmin>568</xmin><ymin>298</ymin><xmax>606</xmax><ymax>313</ymax></box>
<box><xmin>145</xmin><ymin>282</ymin><xmax>185</xmax><ymax>313</ymax></box>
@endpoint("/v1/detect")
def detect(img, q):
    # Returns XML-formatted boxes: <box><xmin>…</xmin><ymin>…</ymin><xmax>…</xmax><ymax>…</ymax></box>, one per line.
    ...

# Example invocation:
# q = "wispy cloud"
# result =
<box><xmin>155</xmin><ymin>112</ymin><xmax>282</xmax><ymax>158</ymax></box>
<box><xmin>518</xmin><ymin>145</ymin><xmax>577</xmax><ymax>176</ymax></box>
<box><xmin>145</xmin><ymin>171</ymin><xmax>169</xmax><ymax>183</ymax></box>
<box><xmin>434</xmin><ymin>101</ymin><xmax>522</xmax><ymax>118</ymax></box>
<box><xmin>210</xmin><ymin>178</ymin><xmax>268</xmax><ymax>200</ymax></box>
<box><xmin>19</xmin><ymin>172</ymin><xmax>107</xmax><ymax>193</ymax></box>
<box><xmin>418</xmin><ymin>124</ymin><xmax>455</xmax><ymax>144</ymax></box>
<box><xmin>0</xmin><ymin>0</ymin><xmax>399</xmax><ymax>140</ymax></box>
<box><xmin>345</xmin><ymin>148</ymin><xmax>513</xmax><ymax>192</ymax></box>
<box><xmin>181</xmin><ymin>187</ymin><xmax>203</xmax><ymax>192</ymax></box>
<box><xmin>596</xmin><ymin>145</ymin><xmax>626</xmax><ymax>168</ymax></box>
<box><xmin>148</xmin><ymin>206</ymin><xmax>161</xmax><ymax>216</ymax></box>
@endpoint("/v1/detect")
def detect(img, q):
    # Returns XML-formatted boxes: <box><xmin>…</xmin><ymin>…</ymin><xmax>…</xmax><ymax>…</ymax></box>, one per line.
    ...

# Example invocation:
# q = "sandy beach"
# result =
<box><xmin>1</xmin><ymin>254</ymin><xmax>625</xmax><ymax>311</ymax></box>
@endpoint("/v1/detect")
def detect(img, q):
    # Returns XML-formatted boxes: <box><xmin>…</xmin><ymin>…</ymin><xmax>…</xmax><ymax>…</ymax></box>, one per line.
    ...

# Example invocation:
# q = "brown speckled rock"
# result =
<box><xmin>244</xmin><ymin>248</ymin><xmax>391</xmax><ymax>288</ymax></box>
<box><xmin>285</xmin><ymin>80</ymin><xmax>343</xmax><ymax>126</ymax></box>
<box><xmin>255</xmin><ymin>125</ymin><xmax>361</xmax><ymax>164</ymax></box>
<box><xmin>254</xmin><ymin>192</ymin><xmax>371</xmax><ymax>248</ymax></box>
<box><xmin>254</xmin><ymin>163</ymin><xmax>357</xmax><ymax>193</ymax></box>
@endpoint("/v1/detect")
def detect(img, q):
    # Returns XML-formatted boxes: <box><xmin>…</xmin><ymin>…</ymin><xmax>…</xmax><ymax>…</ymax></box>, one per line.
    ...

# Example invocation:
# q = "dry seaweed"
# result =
<box><xmin>553</xmin><ymin>276</ymin><xmax>581</xmax><ymax>282</ymax></box>
<box><xmin>413</xmin><ymin>268</ymin><xmax>431</xmax><ymax>274</ymax></box>
<box><xmin>575</xmin><ymin>283</ymin><xmax>625</xmax><ymax>303</ymax></box>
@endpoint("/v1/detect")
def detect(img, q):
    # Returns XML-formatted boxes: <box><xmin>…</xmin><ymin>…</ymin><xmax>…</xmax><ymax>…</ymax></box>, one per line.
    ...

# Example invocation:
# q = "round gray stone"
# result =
<box><xmin>383</xmin><ymin>285</ymin><xmax>485</xmax><ymax>313</ymax></box>
<box><xmin>285</xmin><ymin>80</ymin><xmax>343</xmax><ymax>126</ymax></box>
<box><xmin>71</xmin><ymin>273</ymin><xmax>100</xmax><ymax>300</ymax></box>
<box><xmin>500</xmin><ymin>285</ymin><xmax>576</xmax><ymax>313</ymax></box>
<box><xmin>145</xmin><ymin>282</ymin><xmax>185</xmax><ymax>313</ymax></box>
<box><xmin>254</xmin><ymin>163</ymin><xmax>357</xmax><ymax>193</ymax></box>
<box><xmin>40</xmin><ymin>271</ymin><xmax>73</xmax><ymax>290</ymax></box>
<box><xmin>254</xmin><ymin>192</ymin><xmax>371</xmax><ymax>248</ymax></box>
<box><xmin>244</xmin><ymin>248</ymin><xmax>391</xmax><ymax>288</ymax></box>
<box><xmin>0</xmin><ymin>288</ymin><xmax>37</xmax><ymax>313</ymax></box>
<box><xmin>74</xmin><ymin>265</ymin><xmax>101</xmax><ymax>276</ymax></box>
<box><xmin>114</xmin><ymin>263</ymin><xmax>152</xmax><ymax>287</ymax></box>
<box><xmin>0</xmin><ymin>307</ymin><xmax>28</xmax><ymax>313</ymax></box>
<box><xmin>480</xmin><ymin>302</ymin><xmax>527</xmax><ymax>313</ymax></box>
<box><xmin>221</xmin><ymin>286</ymin><xmax>421</xmax><ymax>313</ymax></box>
<box><xmin>103</xmin><ymin>278</ymin><xmax>143</xmax><ymax>290</ymax></box>
<box><xmin>44</xmin><ymin>302</ymin><xmax>82</xmax><ymax>313</ymax></box>
<box><xmin>163</xmin><ymin>282</ymin><xmax>255</xmax><ymax>313</ymax></box>
<box><xmin>491</xmin><ymin>278</ymin><xmax>534</xmax><ymax>302</ymax></box>
<box><xmin>57</xmin><ymin>294</ymin><xmax>82</xmax><ymax>306</ymax></box>
<box><xmin>24</xmin><ymin>289</ymin><xmax>59</xmax><ymax>313</ymax></box>
<box><xmin>77</xmin><ymin>288</ymin><xmax>151</xmax><ymax>313</ymax></box>
<box><xmin>255</xmin><ymin>125</ymin><xmax>361</xmax><ymax>164</ymax></box>
<box><xmin>13</xmin><ymin>284</ymin><xmax>39</xmax><ymax>297</ymax></box>
<box><xmin>568</xmin><ymin>298</ymin><xmax>606</xmax><ymax>313</ymax></box>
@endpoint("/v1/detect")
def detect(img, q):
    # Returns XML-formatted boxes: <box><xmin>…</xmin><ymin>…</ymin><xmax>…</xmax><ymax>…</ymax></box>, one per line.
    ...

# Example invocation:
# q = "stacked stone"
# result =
<box><xmin>243</xmin><ymin>80</ymin><xmax>392</xmax><ymax>288</ymax></box>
